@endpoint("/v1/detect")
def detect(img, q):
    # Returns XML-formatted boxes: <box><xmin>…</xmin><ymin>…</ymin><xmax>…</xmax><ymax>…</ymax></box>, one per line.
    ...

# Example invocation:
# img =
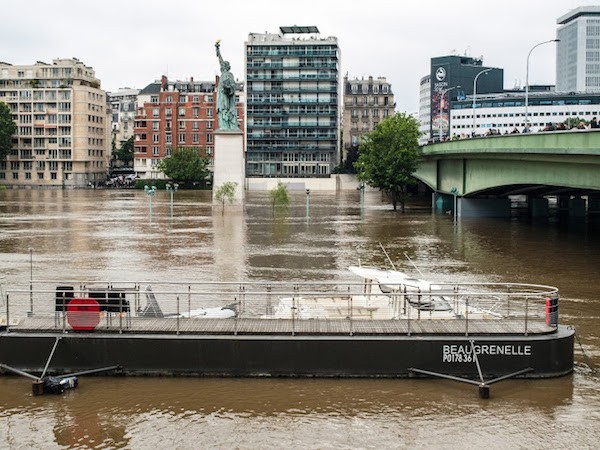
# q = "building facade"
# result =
<box><xmin>0</xmin><ymin>58</ymin><xmax>110</xmax><ymax>187</ymax></box>
<box><xmin>450</xmin><ymin>89</ymin><xmax>600</xmax><ymax>136</ymax></box>
<box><xmin>108</xmin><ymin>88</ymin><xmax>139</xmax><ymax>146</ymax></box>
<box><xmin>556</xmin><ymin>6</ymin><xmax>600</xmax><ymax>93</ymax></box>
<box><xmin>342</xmin><ymin>75</ymin><xmax>395</xmax><ymax>161</ymax></box>
<box><xmin>133</xmin><ymin>76</ymin><xmax>244</xmax><ymax>180</ymax></box>
<box><xmin>418</xmin><ymin>75</ymin><xmax>431</xmax><ymax>145</ymax></box>
<box><xmin>425</xmin><ymin>55</ymin><xmax>503</xmax><ymax>142</ymax></box>
<box><xmin>245</xmin><ymin>26</ymin><xmax>340</xmax><ymax>177</ymax></box>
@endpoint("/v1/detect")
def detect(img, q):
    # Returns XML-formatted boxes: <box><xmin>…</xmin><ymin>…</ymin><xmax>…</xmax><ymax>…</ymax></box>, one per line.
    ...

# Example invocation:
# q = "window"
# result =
<box><xmin>193</xmin><ymin>107</ymin><xmax>199</xmax><ymax>118</ymax></box>
<box><xmin>193</xmin><ymin>133</ymin><xmax>199</xmax><ymax>143</ymax></box>
<box><xmin>373</xmin><ymin>85</ymin><xmax>379</xmax><ymax>94</ymax></box>
<box><xmin>152</xmin><ymin>146</ymin><xmax>159</xmax><ymax>156</ymax></box>
<box><xmin>166</xmin><ymin>108</ymin><xmax>172</xmax><ymax>117</ymax></box>
<box><xmin>179</xmin><ymin>121</ymin><xmax>185</xmax><ymax>130</ymax></box>
<box><xmin>207</xmin><ymin>108</ymin><xmax>213</xmax><ymax>117</ymax></box>
<box><xmin>193</xmin><ymin>121</ymin><xmax>199</xmax><ymax>130</ymax></box>
<box><xmin>178</xmin><ymin>107</ymin><xmax>185</xmax><ymax>117</ymax></box>
<box><xmin>152</xmin><ymin>121</ymin><xmax>159</xmax><ymax>130</ymax></box>
<box><xmin>151</xmin><ymin>96</ymin><xmax>158</xmax><ymax>103</ymax></box>
<box><xmin>179</xmin><ymin>133</ymin><xmax>185</xmax><ymax>144</ymax></box>
<box><xmin>166</xmin><ymin>95</ymin><xmax>172</xmax><ymax>103</ymax></box>
<box><xmin>207</xmin><ymin>120</ymin><xmax>213</xmax><ymax>129</ymax></box>
<box><xmin>152</xmin><ymin>108</ymin><xmax>159</xmax><ymax>117</ymax></box>
<box><xmin>152</xmin><ymin>134</ymin><xmax>159</xmax><ymax>143</ymax></box>
<box><xmin>207</xmin><ymin>133</ymin><xmax>213</xmax><ymax>143</ymax></box>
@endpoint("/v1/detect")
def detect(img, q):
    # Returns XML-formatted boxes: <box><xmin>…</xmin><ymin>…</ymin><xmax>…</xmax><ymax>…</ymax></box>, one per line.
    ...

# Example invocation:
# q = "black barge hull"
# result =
<box><xmin>0</xmin><ymin>326</ymin><xmax>574</xmax><ymax>378</ymax></box>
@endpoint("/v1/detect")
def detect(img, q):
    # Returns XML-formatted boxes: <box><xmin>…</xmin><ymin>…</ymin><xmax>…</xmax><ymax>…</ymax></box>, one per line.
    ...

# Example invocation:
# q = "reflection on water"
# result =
<box><xmin>1</xmin><ymin>189</ymin><xmax>599</xmax><ymax>449</ymax></box>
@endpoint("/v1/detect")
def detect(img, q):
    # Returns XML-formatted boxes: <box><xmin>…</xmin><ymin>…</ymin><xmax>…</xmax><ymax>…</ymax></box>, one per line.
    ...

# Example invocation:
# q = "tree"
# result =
<box><xmin>158</xmin><ymin>147</ymin><xmax>210</xmax><ymax>187</ymax></box>
<box><xmin>0</xmin><ymin>102</ymin><xmax>16</xmax><ymax>160</ymax></box>
<box><xmin>214</xmin><ymin>181</ymin><xmax>238</xmax><ymax>213</ymax></box>
<box><xmin>114</xmin><ymin>136</ymin><xmax>134</xmax><ymax>168</ymax></box>
<box><xmin>269</xmin><ymin>182</ymin><xmax>289</xmax><ymax>214</ymax></box>
<box><xmin>354</xmin><ymin>112</ymin><xmax>421</xmax><ymax>212</ymax></box>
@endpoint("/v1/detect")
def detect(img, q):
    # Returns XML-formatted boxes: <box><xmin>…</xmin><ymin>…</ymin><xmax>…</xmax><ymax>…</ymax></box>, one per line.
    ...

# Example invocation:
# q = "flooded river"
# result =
<box><xmin>0</xmin><ymin>189</ymin><xmax>599</xmax><ymax>449</ymax></box>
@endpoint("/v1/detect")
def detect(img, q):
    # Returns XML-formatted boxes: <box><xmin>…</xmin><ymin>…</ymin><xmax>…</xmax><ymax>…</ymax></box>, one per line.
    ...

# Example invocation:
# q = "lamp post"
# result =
<box><xmin>305</xmin><ymin>189</ymin><xmax>310</xmax><ymax>222</ymax></box>
<box><xmin>525</xmin><ymin>39</ymin><xmax>560</xmax><ymax>130</ymax></box>
<box><xmin>450</xmin><ymin>186</ymin><xmax>459</xmax><ymax>225</ymax></box>
<box><xmin>472</xmin><ymin>69</ymin><xmax>492</xmax><ymax>136</ymax></box>
<box><xmin>144</xmin><ymin>185</ymin><xmax>157</xmax><ymax>223</ymax></box>
<box><xmin>166</xmin><ymin>182</ymin><xmax>179</xmax><ymax>220</ymax></box>
<box><xmin>438</xmin><ymin>86</ymin><xmax>460</xmax><ymax>142</ymax></box>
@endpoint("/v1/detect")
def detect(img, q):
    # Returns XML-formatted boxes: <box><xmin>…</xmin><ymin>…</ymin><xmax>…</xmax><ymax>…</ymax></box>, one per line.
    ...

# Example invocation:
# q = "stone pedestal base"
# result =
<box><xmin>213</xmin><ymin>130</ymin><xmax>244</xmax><ymax>205</ymax></box>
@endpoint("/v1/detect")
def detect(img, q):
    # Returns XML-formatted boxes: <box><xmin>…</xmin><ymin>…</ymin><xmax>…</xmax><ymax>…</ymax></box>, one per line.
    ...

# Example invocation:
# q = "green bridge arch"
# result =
<box><xmin>415</xmin><ymin>130</ymin><xmax>600</xmax><ymax>198</ymax></box>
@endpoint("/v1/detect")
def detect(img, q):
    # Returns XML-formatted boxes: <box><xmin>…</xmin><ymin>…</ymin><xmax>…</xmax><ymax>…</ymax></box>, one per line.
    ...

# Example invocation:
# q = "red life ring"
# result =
<box><xmin>67</xmin><ymin>298</ymin><xmax>100</xmax><ymax>331</ymax></box>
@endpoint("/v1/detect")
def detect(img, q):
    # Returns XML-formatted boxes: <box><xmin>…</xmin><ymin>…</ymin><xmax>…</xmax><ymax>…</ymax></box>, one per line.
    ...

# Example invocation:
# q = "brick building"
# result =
<box><xmin>133</xmin><ymin>75</ymin><xmax>244</xmax><ymax>180</ymax></box>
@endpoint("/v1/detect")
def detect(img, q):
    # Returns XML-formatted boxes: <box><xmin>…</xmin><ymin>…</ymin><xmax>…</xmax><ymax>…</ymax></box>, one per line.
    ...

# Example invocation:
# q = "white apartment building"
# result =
<box><xmin>418</xmin><ymin>75</ymin><xmax>431</xmax><ymax>145</ymax></box>
<box><xmin>557</xmin><ymin>6</ymin><xmax>600</xmax><ymax>93</ymax></box>
<box><xmin>108</xmin><ymin>87</ymin><xmax>139</xmax><ymax>147</ymax></box>
<box><xmin>0</xmin><ymin>58</ymin><xmax>110</xmax><ymax>187</ymax></box>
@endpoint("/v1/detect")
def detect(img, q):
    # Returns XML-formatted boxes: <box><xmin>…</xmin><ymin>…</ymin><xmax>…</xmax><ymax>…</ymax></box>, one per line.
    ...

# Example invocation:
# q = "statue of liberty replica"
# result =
<box><xmin>215</xmin><ymin>40</ymin><xmax>240</xmax><ymax>131</ymax></box>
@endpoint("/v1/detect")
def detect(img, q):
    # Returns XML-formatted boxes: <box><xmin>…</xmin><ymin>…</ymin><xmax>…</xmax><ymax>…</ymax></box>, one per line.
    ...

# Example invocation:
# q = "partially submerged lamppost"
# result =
<box><xmin>144</xmin><ymin>185</ymin><xmax>157</xmax><ymax>223</ymax></box>
<box><xmin>451</xmin><ymin>186</ymin><xmax>459</xmax><ymax>225</ymax></box>
<box><xmin>305</xmin><ymin>189</ymin><xmax>310</xmax><ymax>221</ymax></box>
<box><xmin>166</xmin><ymin>182</ymin><xmax>179</xmax><ymax>220</ymax></box>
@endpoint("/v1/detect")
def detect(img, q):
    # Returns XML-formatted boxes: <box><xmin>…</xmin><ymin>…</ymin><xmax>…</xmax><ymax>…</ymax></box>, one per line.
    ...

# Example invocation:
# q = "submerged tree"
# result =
<box><xmin>214</xmin><ymin>181</ymin><xmax>238</xmax><ymax>213</ymax></box>
<box><xmin>269</xmin><ymin>182</ymin><xmax>289</xmax><ymax>214</ymax></box>
<box><xmin>354</xmin><ymin>113</ymin><xmax>421</xmax><ymax>212</ymax></box>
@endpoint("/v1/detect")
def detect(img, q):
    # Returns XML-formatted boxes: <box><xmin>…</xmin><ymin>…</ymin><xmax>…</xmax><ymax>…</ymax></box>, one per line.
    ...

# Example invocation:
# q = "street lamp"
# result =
<box><xmin>144</xmin><ymin>185</ymin><xmax>157</xmax><ymax>223</ymax></box>
<box><xmin>166</xmin><ymin>182</ymin><xmax>179</xmax><ymax>220</ymax></box>
<box><xmin>472</xmin><ymin>69</ymin><xmax>492</xmax><ymax>136</ymax></box>
<box><xmin>524</xmin><ymin>39</ymin><xmax>560</xmax><ymax>131</ymax></box>
<box><xmin>438</xmin><ymin>86</ymin><xmax>460</xmax><ymax>142</ymax></box>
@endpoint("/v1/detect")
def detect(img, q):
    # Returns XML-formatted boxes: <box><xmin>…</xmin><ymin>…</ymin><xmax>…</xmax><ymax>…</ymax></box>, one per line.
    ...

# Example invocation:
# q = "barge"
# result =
<box><xmin>0</xmin><ymin>268</ymin><xmax>574</xmax><ymax>392</ymax></box>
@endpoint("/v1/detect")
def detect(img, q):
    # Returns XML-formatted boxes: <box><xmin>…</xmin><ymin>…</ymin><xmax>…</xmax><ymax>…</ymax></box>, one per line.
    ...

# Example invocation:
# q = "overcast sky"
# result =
<box><xmin>0</xmin><ymin>0</ymin><xmax>592</xmax><ymax>112</ymax></box>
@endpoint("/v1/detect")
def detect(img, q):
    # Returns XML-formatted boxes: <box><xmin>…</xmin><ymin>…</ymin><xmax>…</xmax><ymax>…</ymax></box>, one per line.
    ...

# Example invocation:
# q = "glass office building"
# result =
<box><xmin>245</xmin><ymin>26</ymin><xmax>340</xmax><ymax>177</ymax></box>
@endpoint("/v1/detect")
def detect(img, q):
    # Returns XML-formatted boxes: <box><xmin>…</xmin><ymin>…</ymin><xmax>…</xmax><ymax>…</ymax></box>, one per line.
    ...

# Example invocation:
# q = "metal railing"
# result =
<box><xmin>2</xmin><ymin>280</ymin><xmax>560</xmax><ymax>337</ymax></box>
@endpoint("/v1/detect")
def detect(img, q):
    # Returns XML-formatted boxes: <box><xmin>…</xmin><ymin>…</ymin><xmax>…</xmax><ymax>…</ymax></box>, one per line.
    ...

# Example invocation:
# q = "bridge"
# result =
<box><xmin>415</xmin><ymin>129</ymin><xmax>600</xmax><ymax>217</ymax></box>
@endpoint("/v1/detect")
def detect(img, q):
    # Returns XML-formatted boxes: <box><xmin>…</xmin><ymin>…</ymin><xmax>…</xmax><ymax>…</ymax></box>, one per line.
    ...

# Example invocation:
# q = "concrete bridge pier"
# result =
<box><xmin>558</xmin><ymin>195</ymin><xmax>586</xmax><ymax>218</ymax></box>
<box><xmin>588</xmin><ymin>194</ymin><xmax>600</xmax><ymax>216</ymax></box>
<box><xmin>528</xmin><ymin>196</ymin><xmax>549</xmax><ymax>218</ymax></box>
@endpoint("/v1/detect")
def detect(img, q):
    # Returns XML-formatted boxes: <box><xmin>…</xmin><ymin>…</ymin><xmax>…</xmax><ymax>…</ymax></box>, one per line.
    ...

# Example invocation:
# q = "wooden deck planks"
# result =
<box><xmin>6</xmin><ymin>314</ymin><xmax>555</xmax><ymax>336</ymax></box>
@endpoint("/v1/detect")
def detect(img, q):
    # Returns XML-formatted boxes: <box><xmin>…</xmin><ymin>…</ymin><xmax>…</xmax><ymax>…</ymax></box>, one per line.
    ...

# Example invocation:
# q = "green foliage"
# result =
<box><xmin>214</xmin><ymin>182</ymin><xmax>238</xmax><ymax>211</ymax></box>
<box><xmin>269</xmin><ymin>182</ymin><xmax>289</xmax><ymax>213</ymax></box>
<box><xmin>157</xmin><ymin>147</ymin><xmax>210</xmax><ymax>187</ymax></box>
<box><xmin>0</xmin><ymin>102</ymin><xmax>17</xmax><ymax>160</ymax></box>
<box><xmin>135</xmin><ymin>179</ymin><xmax>170</xmax><ymax>190</ymax></box>
<box><xmin>114</xmin><ymin>136</ymin><xmax>134</xmax><ymax>167</ymax></box>
<box><xmin>354</xmin><ymin>112</ymin><xmax>421</xmax><ymax>212</ymax></box>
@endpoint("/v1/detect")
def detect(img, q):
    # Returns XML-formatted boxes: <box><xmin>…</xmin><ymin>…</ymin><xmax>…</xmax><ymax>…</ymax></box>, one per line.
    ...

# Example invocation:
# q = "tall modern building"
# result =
<box><xmin>245</xmin><ymin>26</ymin><xmax>340</xmax><ymax>178</ymax></box>
<box><xmin>556</xmin><ymin>6</ymin><xmax>600</xmax><ymax>93</ymax></box>
<box><xmin>342</xmin><ymin>75</ymin><xmax>395</xmax><ymax>160</ymax></box>
<box><xmin>427</xmin><ymin>55</ymin><xmax>503</xmax><ymax>141</ymax></box>
<box><xmin>0</xmin><ymin>58</ymin><xmax>110</xmax><ymax>187</ymax></box>
<box><xmin>133</xmin><ymin>75</ymin><xmax>244</xmax><ymax>180</ymax></box>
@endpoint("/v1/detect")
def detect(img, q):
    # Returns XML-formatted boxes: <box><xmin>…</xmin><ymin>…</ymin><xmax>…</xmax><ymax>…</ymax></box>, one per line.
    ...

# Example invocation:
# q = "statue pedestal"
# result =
<box><xmin>213</xmin><ymin>130</ymin><xmax>244</xmax><ymax>204</ymax></box>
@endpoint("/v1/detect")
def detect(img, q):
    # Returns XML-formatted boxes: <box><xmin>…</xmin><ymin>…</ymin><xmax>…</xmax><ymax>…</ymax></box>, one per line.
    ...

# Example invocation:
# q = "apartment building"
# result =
<box><xmin>133</xmin><ymin>75</ymin><xmax>244</xmax><ymax>180</ymax></box>
<box><xmin>108</xmin><ymin>87</ymin><xmax>139</xmax><ymax>146</ymax></box>
<box><xmin>0</xmin><ymin>58</ymin><xmax>110</xmax><ymax>187</ymax></box>
<box><xmin>245</xmin><ymin>26</ymin><xmax>340</xmax><ymax>178</ymax></box>
<box><xmin>342</xmin><ymin>75</ymin><xmax>395</xmax><ymax>160</ymax></box>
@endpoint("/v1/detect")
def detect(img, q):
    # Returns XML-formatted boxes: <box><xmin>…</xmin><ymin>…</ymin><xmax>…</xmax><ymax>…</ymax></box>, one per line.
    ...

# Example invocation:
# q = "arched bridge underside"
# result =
<box><xmin>416</xmin><ymin>130</ymin><xmax>600</xmax><ymax>197</ymax></box>
<box><xmin>415</xmin><ymin>130</ymin><xmax>600</xmax><ymax>217</ymax></box>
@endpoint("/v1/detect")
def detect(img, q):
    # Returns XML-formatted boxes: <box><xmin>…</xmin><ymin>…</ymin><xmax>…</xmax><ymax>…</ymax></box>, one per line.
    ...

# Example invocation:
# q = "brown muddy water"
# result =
<box><xmin>0</xmin><ymin>189</ymin><xmax>598</xmax><ymax>449</ymax></box>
